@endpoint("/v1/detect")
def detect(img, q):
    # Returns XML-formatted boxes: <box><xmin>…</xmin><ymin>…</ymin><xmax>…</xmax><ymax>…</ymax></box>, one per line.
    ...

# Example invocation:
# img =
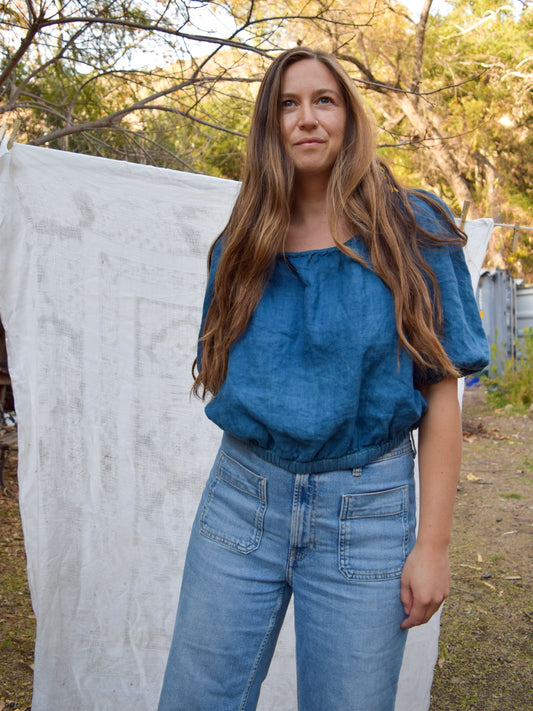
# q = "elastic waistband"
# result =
<box><xmin>222</xmin><ymin>431</ymin><xmax>414</xmax><ymax>475</ymax></box>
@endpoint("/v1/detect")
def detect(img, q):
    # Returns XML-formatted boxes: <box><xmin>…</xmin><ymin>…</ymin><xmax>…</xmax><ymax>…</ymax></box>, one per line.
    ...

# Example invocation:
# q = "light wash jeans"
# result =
<box><xmin>158</xmin><ymin>433</ymin><xmax>416</xmax><ymax>711</ymax></box>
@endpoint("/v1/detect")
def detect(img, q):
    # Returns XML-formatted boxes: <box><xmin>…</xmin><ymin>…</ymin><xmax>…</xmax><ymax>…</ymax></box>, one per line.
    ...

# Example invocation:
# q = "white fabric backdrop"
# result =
<box><xmin>0</xmin><ymin>141</ymin><xmax>493</xmax><ymax>711</ymax></box>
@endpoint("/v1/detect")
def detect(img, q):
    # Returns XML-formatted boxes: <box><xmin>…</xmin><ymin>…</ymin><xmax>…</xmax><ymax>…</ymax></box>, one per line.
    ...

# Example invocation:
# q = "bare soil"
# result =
<box><xmin>430</xmin><ymin>386</ymin><xmax>533</xmax><ymax>710</ymax></box>
<box><xmin>0</xmin><ymin>387</ymin><xmax>532</xmax><ymax>710</ymax></box>
<box><xmin>0</xmin><ymin>448</ymin><xmax>33</xmax><ymax>711</ymax></box>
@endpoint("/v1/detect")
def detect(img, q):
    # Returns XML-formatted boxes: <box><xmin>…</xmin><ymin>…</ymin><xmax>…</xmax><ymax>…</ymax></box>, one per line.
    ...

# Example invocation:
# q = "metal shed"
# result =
<box><xmin>516</xmin><ymin>285</ymin><xmax>533</xmax><ymax>339</ymax></box>
<box><xmin>477</xmin><ymin>270</ymin><xmax>533</xmax><ymax>374</ymax></box>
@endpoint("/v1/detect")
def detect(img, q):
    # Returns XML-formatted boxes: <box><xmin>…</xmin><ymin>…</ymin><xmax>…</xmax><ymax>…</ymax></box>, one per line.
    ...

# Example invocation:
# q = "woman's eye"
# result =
<box><xmin>281</xmin><ymin>99</ymin><xmax>295</xmax><ymax>108</ymax></box>
<box><xmin>318</xmin><ymin>96</ymin><xmax>332</xmax><ymax>104</ymax></box>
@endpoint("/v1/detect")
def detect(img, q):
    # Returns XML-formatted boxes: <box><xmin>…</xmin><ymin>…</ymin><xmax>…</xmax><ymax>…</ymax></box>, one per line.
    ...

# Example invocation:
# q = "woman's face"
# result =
<box><xmin>279</xmin><ymin>59</ymin><xmax>347</xmax><ymax>179</ymax></box>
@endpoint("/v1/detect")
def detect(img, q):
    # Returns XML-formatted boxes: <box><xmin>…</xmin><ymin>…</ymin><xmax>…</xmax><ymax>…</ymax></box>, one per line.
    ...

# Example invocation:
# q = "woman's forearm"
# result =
<box><xmin>417</xmin><ymin>376</ymin><xmax>462</xmax><ymax>548</ymax></box>
<box><xmin>400</xmin><ymin>375</ymin><xmax>462</xmax><ymax>629</ymax></box>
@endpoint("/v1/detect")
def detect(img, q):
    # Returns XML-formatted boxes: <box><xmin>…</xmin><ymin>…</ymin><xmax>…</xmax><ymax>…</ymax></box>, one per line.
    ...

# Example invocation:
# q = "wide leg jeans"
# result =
<box><xmin>158</xmin><ymin>433</ymin><xmax>416</xmax><ymax>711</ymax></box>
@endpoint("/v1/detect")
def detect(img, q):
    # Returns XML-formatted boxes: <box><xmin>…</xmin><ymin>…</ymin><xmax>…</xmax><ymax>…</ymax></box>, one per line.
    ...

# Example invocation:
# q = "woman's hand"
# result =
<box><xmin>400</xmin><ymin>540</ymin><xmax>451</xmax><ymax>629</ymax></box>
<box><xmin>400</xmin><ymin>375</ymin><xmax>461</xmax><ymax>629</ymax></box>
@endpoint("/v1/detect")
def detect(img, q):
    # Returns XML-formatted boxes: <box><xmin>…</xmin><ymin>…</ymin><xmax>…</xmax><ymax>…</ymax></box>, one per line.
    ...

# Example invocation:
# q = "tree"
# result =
<box><xmin>319</xmin><ymin>0</ymin><xmax>533</xmax><ymax>276</ymax></box>
<box><xmin>1</xmin><ymin>0</ymin><xmax>360</xmax><ymax>169</ymax></box>
<box><xmin>1</xmin><ymin>0</ymin><xmax>532</xmax><ymax>278</ymax></box>
<box><xmin>1</xmin><ymin>0</ymin><xmax>484</xmax><ymax>173</ymax></box>
<box><xmin>325</xmin><ymin>2</ymin><xmax>531</xmax><ymax>216</ymax></box>
<box><xmin>1</xmin><ymin>0</ymin><xmax>274</xmax><ymax>167</ymax></box>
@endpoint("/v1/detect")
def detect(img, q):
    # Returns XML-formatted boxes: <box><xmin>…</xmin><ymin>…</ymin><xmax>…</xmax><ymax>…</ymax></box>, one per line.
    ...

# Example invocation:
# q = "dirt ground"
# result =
<box><xmin>0</xmin><ymin>449</ymin><xmax>33</xmax><ymax>711</ymax></box>
<box><xmin>0</xmin><ymin>386</ymin><xmax>532</xmax><ymax>710</ymax></box>
<box><xmin>429</xmin><ymin>386</ymin><xmax>533</xmax><ymax>710</ymax></box>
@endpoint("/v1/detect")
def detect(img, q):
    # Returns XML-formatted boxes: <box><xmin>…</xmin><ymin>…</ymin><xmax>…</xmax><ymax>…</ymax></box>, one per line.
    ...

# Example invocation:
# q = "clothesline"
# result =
<box><xmin>493</xmin><ymin>223</ymin><xmax>533</xmax><ymax>232</ymax></box>
<box><xmin>459</xmin><ymin>201</ymin><xmax>531</xmax><ymax>255</ymax></box>
<box><xmin>1</xmin><ymin>133</ymin><xmax>528</xmax><ymax>237</ymax></box>
<box><xmin>0</xmin><ymin>142</ymin><xmax>494</xmax><ymax>711</ymax></box>
<box><xmin>492</xmin><ymin>223</ymin><xmax>533</xmax><ymax>253</ymax></box>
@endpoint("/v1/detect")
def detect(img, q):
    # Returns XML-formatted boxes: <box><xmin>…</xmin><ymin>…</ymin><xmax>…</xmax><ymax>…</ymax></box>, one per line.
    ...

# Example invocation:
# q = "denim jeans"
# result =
<box><xmin>158</xmin><ymin>433</ymin><xmax>416</xmax><ymax>711</ymax></box>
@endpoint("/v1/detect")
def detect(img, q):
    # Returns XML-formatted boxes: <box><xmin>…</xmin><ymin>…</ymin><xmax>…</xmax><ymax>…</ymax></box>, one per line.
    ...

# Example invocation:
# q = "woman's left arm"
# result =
<box><xmin>400</xmin><ymin>375</ymin><xmax>462</xmax><ymax>629</ymax></box>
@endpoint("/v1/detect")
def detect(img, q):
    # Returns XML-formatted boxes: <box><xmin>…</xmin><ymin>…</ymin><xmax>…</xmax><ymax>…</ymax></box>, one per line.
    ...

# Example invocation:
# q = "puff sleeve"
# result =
<box><xmin>411</xmin><ymin>193</ymin><xmax>490</xmax><ymax>387</ymax></box>
<box><xmin>196</xmin><ymin>237</ymin><xmax>224</xmax><ymax>372</ymax></box>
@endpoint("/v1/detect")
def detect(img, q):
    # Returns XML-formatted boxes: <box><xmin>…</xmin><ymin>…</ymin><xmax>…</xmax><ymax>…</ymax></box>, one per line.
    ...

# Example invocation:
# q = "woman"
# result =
<box><xmin>158</xmin><ymin>47</ymin><xmax>488</xmax><ymax>711</ymax></box>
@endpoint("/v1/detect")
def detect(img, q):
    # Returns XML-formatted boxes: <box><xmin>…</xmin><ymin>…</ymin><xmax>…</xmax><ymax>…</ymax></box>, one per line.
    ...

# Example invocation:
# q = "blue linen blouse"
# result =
<box><xmin>198</xmin><ymin>193</ymin><xmax>489</xmax><ymax>474</ymax></box>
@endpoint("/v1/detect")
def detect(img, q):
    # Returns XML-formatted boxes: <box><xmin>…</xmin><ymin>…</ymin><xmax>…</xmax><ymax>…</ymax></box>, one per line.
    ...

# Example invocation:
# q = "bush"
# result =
<box><xmin>484</xmin><ymin>329</ymin><xmax>533</xmax><ymax>413</ymax></box>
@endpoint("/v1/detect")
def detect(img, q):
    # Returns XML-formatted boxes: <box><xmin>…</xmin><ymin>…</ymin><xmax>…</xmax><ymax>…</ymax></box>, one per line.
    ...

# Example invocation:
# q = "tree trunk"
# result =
<box><xmin>394</xmin><ymin>93</ymin><xmax>479</xmax><ymax>217</ymax></box>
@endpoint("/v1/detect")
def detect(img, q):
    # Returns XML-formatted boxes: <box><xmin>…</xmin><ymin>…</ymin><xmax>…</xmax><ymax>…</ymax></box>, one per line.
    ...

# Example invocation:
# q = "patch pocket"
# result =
<box><xmin>338</xmin><ymin>485</ymin><xmax>409</xmax><ymax>581</ymax></box>
<box><xmin>199</xmin><ymin>451</ymin><xmax>267</xmax><ymax>554</ymax></box>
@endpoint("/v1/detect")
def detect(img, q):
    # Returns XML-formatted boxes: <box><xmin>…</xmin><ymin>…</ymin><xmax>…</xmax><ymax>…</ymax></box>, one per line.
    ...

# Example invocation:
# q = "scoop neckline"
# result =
<box><xmin>282</xmin><ymin>236</ymin><xmax>357</xmax><ymax>257</ymax></box>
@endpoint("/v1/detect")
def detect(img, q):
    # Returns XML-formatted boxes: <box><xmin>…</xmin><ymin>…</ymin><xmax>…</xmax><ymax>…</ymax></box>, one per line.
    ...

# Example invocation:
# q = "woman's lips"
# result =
<box><xmin>295</xmin><ymin>138</ymin><xmax>325</xmax><ymax>145</ymax></box>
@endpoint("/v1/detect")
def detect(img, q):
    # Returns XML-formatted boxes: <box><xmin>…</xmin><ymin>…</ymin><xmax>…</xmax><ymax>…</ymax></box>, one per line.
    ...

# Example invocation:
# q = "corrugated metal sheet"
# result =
<box><xmin>477</xmin><ymin>270</ymin><xmax>517</xmax><ymax>373</ymax></box>
<box><xmin>516</xmin><ymin>286</ymin><xmax>533</xmax><ymax>338</ymax></box>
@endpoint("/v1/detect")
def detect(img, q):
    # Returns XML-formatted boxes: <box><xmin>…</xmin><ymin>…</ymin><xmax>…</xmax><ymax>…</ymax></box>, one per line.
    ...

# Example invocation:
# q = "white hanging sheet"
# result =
<box><xmin>0</xmin><ymin>141</ymin><xmax>493</xmax><ymax>710</ymax></box>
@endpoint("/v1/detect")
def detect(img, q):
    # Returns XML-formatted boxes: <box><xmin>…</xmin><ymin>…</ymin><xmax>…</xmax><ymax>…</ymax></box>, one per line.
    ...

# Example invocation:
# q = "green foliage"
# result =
<box><xmin>484</xmin><ymin>329</ymin><xmax>533</xmax><ymax>413</ymax></box>
<box><xmin>2</xmin><ymin>0</ymin><xmax>533</xmax><ymax>240</ymax></box>
<box><xmin>375</xmin><ymin>0</ymin><xmax>533</xmax><ymax>237</ymax></box>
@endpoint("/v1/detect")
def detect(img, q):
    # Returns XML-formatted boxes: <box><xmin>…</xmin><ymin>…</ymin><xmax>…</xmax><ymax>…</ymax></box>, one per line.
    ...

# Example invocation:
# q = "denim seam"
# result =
<box><xmin>286</xmin><ymin>475</ymin><xmax>317</xmax><ymax>583</ymax></box>
<box><xmin>240</xmin><ymin>585</ymin><xmax>289</xmax><ymax>710</ymax></box>
<box><xmin>402</xmin><ymin>485</ymin><xmax>410</xmax><ymax>560</ymax></box>
<box><xmin>199</xmin><ymin>470</ymin><xmax>267</xmax><ymax>554</ymax></box>
<box><xmin>286</xmin><ymin>476</ymin><xmax>302</xmax><ymax>586</ymax></box>
<box><xmin>338</xmin><ymin>485</ymin><xmax>409</xmax><ymax>581</ymax></box>
<box><xmin>367</xmin><ymin>441</ymin><xmax>413</xmax><ymax>463</ymax></box>
<box><xmin>218</xmin><ymin>451</ymin><xmax>267</xmax><ymax>500</ymax></box>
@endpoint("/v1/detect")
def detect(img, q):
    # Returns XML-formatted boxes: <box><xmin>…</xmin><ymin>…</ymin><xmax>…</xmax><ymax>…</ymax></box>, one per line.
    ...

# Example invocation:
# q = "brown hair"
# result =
<box><xmin>193</xmin><ymin>47</ymin><xmax>466</xmax><ymax>398</ymax></box>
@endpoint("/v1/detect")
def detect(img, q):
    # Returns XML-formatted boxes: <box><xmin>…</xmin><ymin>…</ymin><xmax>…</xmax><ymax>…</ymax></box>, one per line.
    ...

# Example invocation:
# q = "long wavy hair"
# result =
<box><xmin>193</xmin><ymin>47</ymin><xmax>467</xmax><ymax>398</ymax></box>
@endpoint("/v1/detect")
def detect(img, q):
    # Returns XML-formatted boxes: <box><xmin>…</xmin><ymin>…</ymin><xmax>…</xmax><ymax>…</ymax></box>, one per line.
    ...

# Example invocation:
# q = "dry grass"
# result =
<box><xmin>1</xmin><ymin>387</ymin><xmax>532</xmax><ymax>709</ymax></box>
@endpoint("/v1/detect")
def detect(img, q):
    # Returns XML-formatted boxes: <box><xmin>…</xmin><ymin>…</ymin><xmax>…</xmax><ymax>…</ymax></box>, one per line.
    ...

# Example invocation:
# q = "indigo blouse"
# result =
<box><xmin>198</xmin><ymin>194</ymin><xmax>489</xmax><ymax>474</ymax></box>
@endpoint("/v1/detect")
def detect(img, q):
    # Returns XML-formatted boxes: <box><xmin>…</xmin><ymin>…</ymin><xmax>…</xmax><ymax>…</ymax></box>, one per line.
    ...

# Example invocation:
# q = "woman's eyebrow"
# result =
<box><xmin>280</xmin><ymin>88</ymin><xmax>341</xmax><ymax>98</ymax></box>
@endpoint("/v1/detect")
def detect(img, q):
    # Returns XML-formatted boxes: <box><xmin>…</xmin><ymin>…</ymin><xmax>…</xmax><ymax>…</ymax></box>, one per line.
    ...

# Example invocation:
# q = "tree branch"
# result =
<box><xmin>35</xmin><ymin>13</ymin><xmax>273</xmax><ymax>57</ymax></box>
<box><xmin>26</xmin><ymin>75</ymin><xmax>201</xmax><ymax>145</ymax></box>
<box><xmin>411</xmin><ymin>0</ymin><xmax>432</xmax><ymax>95</ymax></box>
<box><xmin>4</xmin><ymin>22</ymin><xmax>89</xmax><ymax>109</ymax></box>
<box><xmin>336</xmin><ymin>52</ymin><xmax>392</xmax><ymax>93</ymax></box>
<box><xmin>114</xmin><ymin>126</ymin><xmax>199</xmax><ymax>172</ymax></box>
<box><xmin>141</xmin><ymin>105</ymin><xmax>248</xmax><ymax>138</ymax></box>
<box><xmin>0</xmin><ymin>6</ymin><xmax>46</xmax><ymax>91</ymax></box>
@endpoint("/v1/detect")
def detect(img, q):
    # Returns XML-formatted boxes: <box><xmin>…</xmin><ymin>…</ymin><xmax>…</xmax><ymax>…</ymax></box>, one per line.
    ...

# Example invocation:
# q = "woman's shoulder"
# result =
<box><xmin>207</xmin><ymin>235</ymin><xmax>225</xmax><ymax>271</ymax></box>
<box><xmin>406</xmin><ymin>189</ymin><xmax>456</xmax><ymax>234</ymax></box>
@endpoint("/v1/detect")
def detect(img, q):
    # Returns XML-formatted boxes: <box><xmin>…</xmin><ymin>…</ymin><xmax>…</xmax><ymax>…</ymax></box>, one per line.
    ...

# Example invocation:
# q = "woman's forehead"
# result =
<box><xmin>281</xmin><ymin>59</ymin><xmax>341</xmax><ymax>94</ymax></box>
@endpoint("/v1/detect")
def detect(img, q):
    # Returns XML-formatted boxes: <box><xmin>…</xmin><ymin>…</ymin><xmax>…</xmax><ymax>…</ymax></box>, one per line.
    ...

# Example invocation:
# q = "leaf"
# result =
<box><xmin>466</xmin><ymin>473</ymin><xmax>482</xmax><ymax>482</ymax></box>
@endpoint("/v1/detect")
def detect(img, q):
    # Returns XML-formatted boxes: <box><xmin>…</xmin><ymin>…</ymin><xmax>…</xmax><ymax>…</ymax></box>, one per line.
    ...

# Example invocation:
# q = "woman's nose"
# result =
<box><xmin>298</xmin><ymin>103</ymin><xmax>318</xmax><ymax>129</ymax></box>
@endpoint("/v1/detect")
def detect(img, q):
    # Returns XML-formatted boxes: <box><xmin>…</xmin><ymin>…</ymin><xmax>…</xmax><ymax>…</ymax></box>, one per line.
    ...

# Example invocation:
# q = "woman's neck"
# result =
<box><xmin>285</xmin><ymin>175</ymin><xmax>349</xmax><ymax>252</ymax></box>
